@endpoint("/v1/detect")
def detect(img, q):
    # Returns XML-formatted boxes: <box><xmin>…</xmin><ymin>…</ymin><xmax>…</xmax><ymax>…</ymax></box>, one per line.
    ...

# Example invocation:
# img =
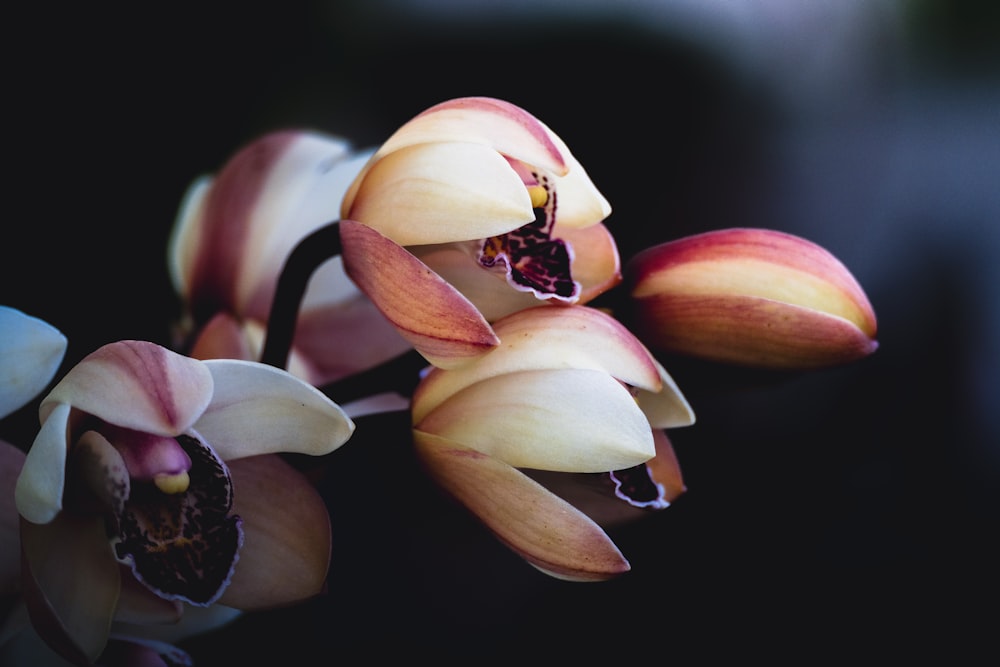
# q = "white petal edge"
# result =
<box><xmin>196</xmin><ymin>359</ymin><xmax>355</xmax><ymax>460</ymax></box>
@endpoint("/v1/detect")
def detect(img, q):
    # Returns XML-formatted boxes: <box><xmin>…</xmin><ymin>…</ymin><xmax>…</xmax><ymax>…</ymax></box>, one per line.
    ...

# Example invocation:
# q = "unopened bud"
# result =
<box><xmin>625</xmin><ymin>228</ymin><xmax>878</xmax><ymax>369</ymax></box>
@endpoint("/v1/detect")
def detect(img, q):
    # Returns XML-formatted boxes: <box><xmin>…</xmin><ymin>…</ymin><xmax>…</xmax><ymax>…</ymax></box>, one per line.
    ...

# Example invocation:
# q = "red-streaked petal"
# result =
<box><xmin>415</xmin><ymin>368</ymin><xmax>655</xmax><ymax>472</ymax></box>
<box><xmin>413</xmin><ymin>432</ymin><xmax>629</xmax><ymax>582</ymax></box>
<box><xmin>218</xmin><ymin>454</ymin><xmax>331</xmax><ymax>610</ymax></box>
<box><xmin>344</xmin><ymin>142</ymin><xmax>534</xmax><ymax>245</ymax></box>
<box><xmin>41</xmin><ymin>341</ymin><xmax>214</xmax><ymax>437</ymax></box>
<box><xmin>195</xmin><ymin>360</ymin><xmax>355</xmax><ymax>459</ymax></box>
<box><xmin>626</xmin><ymin>228</ymin><xmax>878</xmax><ymax>368</ymax></box>
<box><xmin>629</xmin><ymin>228</ymin><xmax>876</xmax><ymax>337</ymax></box>
<box><xmin>342</xmin><ymin>97</ymin><xmax>569</xmax><ymax>215</ymax></box>
<box><xmin>412</xmin><ymin>305</ymin><xmax>664</xmax><ymax>423</ymax></box>
<box><xmin>340</xmin><ymin>220</ymin><xmax>499</xmax><ymax>369</ymax></box>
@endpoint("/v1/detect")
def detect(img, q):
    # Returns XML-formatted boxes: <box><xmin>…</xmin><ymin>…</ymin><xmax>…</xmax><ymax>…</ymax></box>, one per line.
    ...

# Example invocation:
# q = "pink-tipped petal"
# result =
<box><xmin>412</xmin><ymin>306</ymin><xmax>665</xmax><ymax>424</ymax></box>
<box><xmin>415</xmin><ymin>369</ymin><xmax>655</xmax><ymax>472</ymax></box>
<box><xmin>344</xmin><ymin>142</ymin><xmax>534</xmax><ymax>245</ymax></box>
<box><xmin>342</xmin><ymin>97</ymin><xmax>569</xmax><ymax>216</ymax></box>
<box><xmin>413</xmin><ymin>432</ymin><xmax>630</xmax><ymax>582</ymax></box>
<box><xmin>195</xmin><ymin>360</ymin><xmax>354</xmax><ymax>460</ymax></box>
<box><xmin>627</xmin><ymin>228</ymin><xmax>878</xmax><ymax>369</ymax></box>
<box><xmin>218</xmin><ymin>454</ymin><xmax>332</xmax><ymax>610</ymax></box>
<box><xmin>340</xmin><ymin>220</ymin><xmax>500</xmax><ymax>368</ymax></box>
<box><xmin>42</xmin><ymin>341</ymin><xmax>214</xmax><ymax>437</ymax></box>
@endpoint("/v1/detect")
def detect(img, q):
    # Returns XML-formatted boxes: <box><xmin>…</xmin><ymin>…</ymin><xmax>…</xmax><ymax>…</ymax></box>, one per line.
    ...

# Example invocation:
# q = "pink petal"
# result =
<box><xmin>218</xmin><ymin>454</ymin><xmax>332</xmax><ymax>610</ymax></box>
<box><xmin>340</xmin><ymin>220</ymin><xmax>499</xmax><ymax>368</ymax></box>
<box><xmin>413</xmin><ymin>432</ymin><xmax>630</xmax><ymax>582</ymax></box>
<box><xmin>42</xmin><ymin>341</ymin><xmax>214</xmax><ymax>437</ymax></box>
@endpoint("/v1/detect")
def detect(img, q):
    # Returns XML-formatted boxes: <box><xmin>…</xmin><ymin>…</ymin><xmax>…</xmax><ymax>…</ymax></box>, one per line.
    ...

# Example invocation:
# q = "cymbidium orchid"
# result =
<box><xmin>338</xmin><ymin>96</ymin><xmax>621</xmax><ymax>369</ymax></box>
<box><xmin>168</xmin><ymin>129</ymin><xmax>412</xmax><ymax>386</ymax></box>
<box><xmin>410</xmin><ymin>305</ymin><xmax>695</xmax><ymax>581</ymax></box>
<box><xmin>12</xmin><ymin>339</ymin><xmax>354</xmax><ymax>665</ymax></box>
<box><xmin>624</xmin><ymin>228</ymin><xmax>879</xmax><ymax>369</ymax></box>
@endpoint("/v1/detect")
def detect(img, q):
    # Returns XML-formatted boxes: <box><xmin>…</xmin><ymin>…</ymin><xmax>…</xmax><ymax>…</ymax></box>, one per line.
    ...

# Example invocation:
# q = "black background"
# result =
<box><xmin>3</xmin><ymin>1</ymin><xmax>999</xmax><ymax>663</ymax></box>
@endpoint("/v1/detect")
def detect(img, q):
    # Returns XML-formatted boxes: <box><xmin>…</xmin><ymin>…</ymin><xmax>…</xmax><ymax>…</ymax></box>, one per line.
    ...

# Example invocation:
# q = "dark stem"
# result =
<box><xmin>260</xmin><ymin>220</ymin><xmax>342</xmax><ymax>370</ymax></box>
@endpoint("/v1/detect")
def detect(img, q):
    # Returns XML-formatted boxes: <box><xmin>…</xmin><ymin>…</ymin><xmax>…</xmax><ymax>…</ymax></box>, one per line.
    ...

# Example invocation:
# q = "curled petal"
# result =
<box><xmin>171</xmin><ymin>131</ymin><xmax>358</xmax><ymax>317</ymax></box>
<box><xmin>20</xmin><ymin>513</ymin><xmax>122</xmax><ymax>665</ymax></box>
<box><xmin>553</xmin><ymin>223</ymin><xmax>621</xmax><ymax>301</ymax></box>
<box><xmin>0</xmin><ymin>306</ymin><xmax>67</xmax><ymax>419</ymax></box>
<box><xmin>543</xmin><ymin>147</ymin><xmax>612</xmax><ymax>228</ymax></box>
<box><xmin>42</xmin><ymin>341</ymin><xmax>214</xmax><ymax>437</ymax></box>
<box><xmin>635</xmin><ymin>359</ymin><xmax>696</xmax><ymax>429</ymax></box>
<box><xmin>415</xmin><ymin>369</ymin><xmax>655</xmax><ymax>472</ymax></box>
<box><xmin>340</xmin><ymin>220</ymin><xmax>500</xmax><ymax>368</ymax></box>
<box><xmin>343</xmin><ymin>97</ymin><xmax>569</xmax><ymax>215</ymax></box>
<box><xmin>15</xmin><ymin>402</ymin><xmax>71</xmax><ymax>524</ymax></box>
<box><xmin>413</xmin><ymin>432</ymin><xmax>629</xmax><ymax>581</ymax></box>
<box><xmin>195</xmin><ymin>360</ymin><xmax>354</xmax><ymax>460</ymax></box>
<box><xmin>344</xmin><ymin>142</ymin><xmax>534</xmax><ymax>245</ymax></box>
<box><xmin>218</xmin><ymin>454</ymin><xmax>331</xmax><ymax>610</ymax></box>
<box><xmin>412</xmin><ymin>306</ymin><xmax>667</xmax><ymax>423</ymax></box>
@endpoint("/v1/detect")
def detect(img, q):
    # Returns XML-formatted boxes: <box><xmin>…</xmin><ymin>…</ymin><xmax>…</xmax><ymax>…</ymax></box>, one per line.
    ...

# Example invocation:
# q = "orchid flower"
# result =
<box><xmin>12</xmin><ymin>340</ymin><xmax>354</xmax><ymax>665</ymax></box>
<box><xmin>624</xmin><ymin>228</ymin><xmax>879</xmax><ymax>369</ymax></box>
<box><xmin>338</xmin><ymin>96</ymin><xmax>620</xmax><ymax>369</ymax></box>
<box><xmin>410</xmin><ymin>305</ymin><xmax>695</xmax><ymax>581</ymax></box>
<box><xmin>168</xmin><ymin>130</ymin><xmax>412</xmax><ymax>387</ymax></box>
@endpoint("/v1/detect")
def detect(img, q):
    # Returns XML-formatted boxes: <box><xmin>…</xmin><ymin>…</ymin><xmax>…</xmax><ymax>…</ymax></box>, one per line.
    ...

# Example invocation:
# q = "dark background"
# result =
<box><xmin>4</xmin><ymin>1</ymin><xmax>998</xmax><ymax>662</ymax></box>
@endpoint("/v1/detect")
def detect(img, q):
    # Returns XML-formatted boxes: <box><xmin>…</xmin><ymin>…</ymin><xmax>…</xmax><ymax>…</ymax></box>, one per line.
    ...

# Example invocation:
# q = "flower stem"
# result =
<box><xmin>260</xmin><ymin>220</ymin><xmax>342</xmax><ymax>370</ymax></box>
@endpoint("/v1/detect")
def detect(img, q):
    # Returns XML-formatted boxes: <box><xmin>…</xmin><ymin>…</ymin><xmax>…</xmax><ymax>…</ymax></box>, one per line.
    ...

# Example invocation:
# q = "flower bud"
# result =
<box><xmin>624</xmin><ymin>228</ymin><xmax>878</xmax><ymax>369</ymax></box>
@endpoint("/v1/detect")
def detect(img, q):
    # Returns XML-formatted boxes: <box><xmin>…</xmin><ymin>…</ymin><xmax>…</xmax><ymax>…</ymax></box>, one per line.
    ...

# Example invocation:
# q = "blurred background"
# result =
<box><xmin>4</xmin><ymin>0</ymin><xmax>998</xmax><ymax>662</ymax></box>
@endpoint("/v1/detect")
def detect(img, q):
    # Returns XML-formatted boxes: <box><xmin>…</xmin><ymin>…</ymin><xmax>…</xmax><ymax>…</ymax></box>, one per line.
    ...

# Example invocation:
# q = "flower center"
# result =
<box><xmin>479</xmin><ymin>172</ymin><xmax>580</xmax><ymax>301</ymax></box>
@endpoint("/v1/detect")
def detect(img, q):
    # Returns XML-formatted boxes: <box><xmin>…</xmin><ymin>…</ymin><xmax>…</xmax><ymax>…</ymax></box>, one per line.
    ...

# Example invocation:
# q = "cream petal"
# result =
<box><xmin>233</xmin><ymin>137</ymin><xmax>368</xmax><ymax>316</ymax></box>
<box><xmin>545</xmin><ymin>145</ymin><xmax>612</xmax><ymax>228</ymax></box>
<box><xmin>15</xmin><ymin>402</ymin><xmax>71</xmax><ymax>524</ymax></box>
<box><xmin>41</xmin><ymin>341</ymin><xmax>214</xmax><ymax>437</ymax></box>
<box><xmin>552</xmin><ymin>223</ymin><xmax>621</xmax><ymax>303</ymax></box>
<box><xmin>20</xmin><ymin>513</ymin><xmax>121</xmax><ymax>665</ymax></box>
<box><xmin>414</xmin><ymin>243</ymin><xmax>542</xmax><ymax>322</ymax></box>
<box><xmin>195</xmin><ymin>360</ymin><xmax>354</xmax><ymax>460</ymax></box>
<box><xmin>415</xmin><ymin>369</ymin><xmax>655</xmax><ymax>472</ymax></box>
<box><xmin>166</xmin><ymin>174</ymin><xmax>211</xmax><ymax>301</ymax></box>
<box><xmin>413</xmin><ymin>432</ymin><xmax>629</xmax><ymax>582</ymax></box>
<box><xmin>411</xmin><ymin>306</ymin><xmax>664</xmax><ymax>423</ymax></box>
<box><xmin>366</xmin><ymin>96</ymin><xmax>569</xmax><ymax>176</ymax></box>
<box><xmin>218</xmin><ymin>454</ymin><xmax>331</xmax><ymax>610</ymax></box>
<box><xmin>340</xmin><ymin>220</ymin><xmax>500</xmax><ymax>369</ymax></box>
<box><xmin>0</xmin><ymin>306</ymin><xmax>67</xmax><ymax>419</ymax></box>
<box><xmin>344</xmin><ymin>142</ymin><xmax>534</xmax><ymax>245</ymax></box>
<box><xmin>635</xmin><ymin>359</ymin><xmax>697</xmax><ymax>429</ymax></box>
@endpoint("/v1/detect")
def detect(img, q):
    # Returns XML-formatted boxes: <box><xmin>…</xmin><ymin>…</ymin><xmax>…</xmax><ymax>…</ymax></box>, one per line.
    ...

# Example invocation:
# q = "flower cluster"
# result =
<box><xmin>1</xmin><ymin>96</ymin><xmax>877</xmax><ymax>664</ymax></box>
